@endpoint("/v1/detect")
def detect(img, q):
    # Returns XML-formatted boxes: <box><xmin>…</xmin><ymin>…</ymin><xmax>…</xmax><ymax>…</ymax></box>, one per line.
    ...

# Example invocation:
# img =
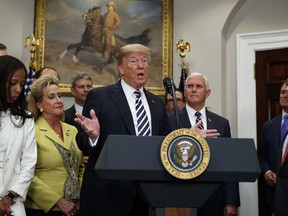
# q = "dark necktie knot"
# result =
<box><xmin>134</xmin><ymin>90</ymin><xmax>141</xmax><ymax>98</ymax></box>
<box><xmin>195</xmin><ymin>112</ymin><xmax>202</xmax><ymax>118</ymax></box>
<box><xmin>195</xmin><ymin>111</ymin><xmax>204</xmax><ymax>130</ymax></box>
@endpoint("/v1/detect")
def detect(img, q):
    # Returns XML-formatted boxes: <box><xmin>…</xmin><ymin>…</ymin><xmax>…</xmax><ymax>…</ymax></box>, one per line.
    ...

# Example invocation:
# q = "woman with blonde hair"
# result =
<box><xmin>25</xmin><ymin>74</ymin><xmax>84</xmax><ymax>216</ymax></box>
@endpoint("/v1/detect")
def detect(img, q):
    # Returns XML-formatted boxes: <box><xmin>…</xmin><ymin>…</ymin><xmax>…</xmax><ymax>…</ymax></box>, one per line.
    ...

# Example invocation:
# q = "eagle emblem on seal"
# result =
<box><xmin>174</xmin><ymin>141</ymin><xmax>197</xmax><ymax>168</ymax></box>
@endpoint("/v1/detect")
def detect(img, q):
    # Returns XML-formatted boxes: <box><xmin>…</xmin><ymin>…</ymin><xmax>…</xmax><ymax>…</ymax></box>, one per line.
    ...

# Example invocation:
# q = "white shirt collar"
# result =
<box><xmin>121</xmin><ymin>79</ymin><xmax>144</xmax><ymax>97</ymax></box>
<box><xmin>186</xmin><ymin>105</ymin><xmax>207</xmax><ymax>129</ymax></box>
<box><xmin>74</xmin><ymin>103</ymin><xmax>83</xmax><ymax>114</ymax></box>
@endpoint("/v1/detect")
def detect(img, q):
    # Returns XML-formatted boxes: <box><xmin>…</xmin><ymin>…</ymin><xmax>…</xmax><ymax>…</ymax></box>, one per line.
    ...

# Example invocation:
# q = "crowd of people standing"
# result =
<box><xmin>1</xmin><ymin>37</ymin><xmax>288</xmax><ymax>216</ymax></box>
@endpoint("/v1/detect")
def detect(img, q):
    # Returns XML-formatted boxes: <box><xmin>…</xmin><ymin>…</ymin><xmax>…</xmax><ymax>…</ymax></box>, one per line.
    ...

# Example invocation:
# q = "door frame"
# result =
<box><xmin>236</xmin><ymin>29</ymin><xmax>288</xmax><ymax>216</ymax></box>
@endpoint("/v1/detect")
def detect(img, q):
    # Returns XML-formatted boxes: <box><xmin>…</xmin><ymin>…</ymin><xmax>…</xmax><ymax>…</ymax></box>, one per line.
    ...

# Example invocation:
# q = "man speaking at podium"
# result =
<box><xmin>75</xmin><ymin>44</ymin><xmax>169</xmax><ymax>216</ymax></box>
<box><xmin>168</xmin><ymin>72</ymin><xmax>240</xmax><ymax>216</ymax></box>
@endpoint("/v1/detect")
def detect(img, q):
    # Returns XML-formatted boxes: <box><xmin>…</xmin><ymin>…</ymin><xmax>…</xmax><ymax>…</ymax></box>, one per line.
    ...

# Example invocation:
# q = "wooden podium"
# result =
<box><xmin>95</xmin><ymin>135</ymin><xmax>260</xmax><ymax>216</ymax></box>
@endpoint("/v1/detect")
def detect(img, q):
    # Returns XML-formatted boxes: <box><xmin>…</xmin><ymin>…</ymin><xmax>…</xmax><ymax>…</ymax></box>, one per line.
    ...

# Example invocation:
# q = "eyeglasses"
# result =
<box><xmin>280</xmin><ymin>90</ymin><xmax>288</xmax><ymax>96</ymax></box>
<box><xmin>167</xmin><ymin>98</ymin><xmax>183</xmax><ymax>103</ymax></box>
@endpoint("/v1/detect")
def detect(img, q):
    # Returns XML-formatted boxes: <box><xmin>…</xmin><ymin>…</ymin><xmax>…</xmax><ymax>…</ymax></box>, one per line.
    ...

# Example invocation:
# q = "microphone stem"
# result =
<box><xmin>171</xmin><ymin>84</ymin><xmax>180</xmax><ymax>129</ymax></box>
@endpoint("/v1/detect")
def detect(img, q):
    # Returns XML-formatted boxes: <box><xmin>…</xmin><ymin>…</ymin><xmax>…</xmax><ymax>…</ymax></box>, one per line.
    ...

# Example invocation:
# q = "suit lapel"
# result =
<box><xmin>274</xmin><ymin>115</ymin><xmax>282</xmax><ymax>150</ymax></box>
<box><xmin>6</xmin><ymin>115</ymin><xmax>20</xmax><ymax>156</ymax></box>
<box><xmin>110</xmin><ymin>82</ymin><xmax>135</xmax><ymax>135</ymax></box>
<box><xmin>37</xmin><ymin>117</ymin><xmax>71</xmax><ymax>150</ymax></box>
<box><xmin>145</xmin><ymin>89</ymin><xmax>158</xmax><ymax>135</ymax></box>
<box><xmin>61</xmin><ymin>122</ymin><xmax>74</xmax><ymax>149</ymax></box>
<box><xmin>206</xmin><ymin>109</ymin><xmax>214</xmax><ymax>129</ymax></box>
<box><xmin>179</xmin><ymin>108</ymin><xmax>192</xmax><ymax>128</ymax></box>
<box><xmin>277</xmin><ymin>115</ymin><xmax>288</xmax><ymax>170</ymax></box>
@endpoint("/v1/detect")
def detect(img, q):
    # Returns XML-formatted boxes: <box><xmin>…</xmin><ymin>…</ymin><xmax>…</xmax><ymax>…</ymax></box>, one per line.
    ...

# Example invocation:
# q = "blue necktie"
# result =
<box><xmin>281</xmin><ymin>115</ymin><xmax>288</xmax><ymax>141</ymax></box>
<box><xmin>134</xmin><ymin>90</ymin><xmax>151</xmax><ymax>136</ymax></box>
<box><xmin>195</xmin><ymin>111</ymin><xmax>204</xmax><ymax>130</ymax></box>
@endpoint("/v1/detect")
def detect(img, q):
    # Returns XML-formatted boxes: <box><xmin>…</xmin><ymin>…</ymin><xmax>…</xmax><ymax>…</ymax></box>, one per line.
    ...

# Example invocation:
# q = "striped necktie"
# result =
<box><xmin>282</xmin><ymin>143</ymin><xmax>288</xmax><ymax>165</ymax></box>
<box><xmin>195</xmin><ymin>111</ymin><xmax>204</xmax><ymax>130</ymax></box>
<box><xmin>134</xmin><ymin>90</ymin><xmax>151</xmax><ymax>136</ymax></box>
<box><xmin>281</xmin><ymin>114</ymin><xmax>288</xmax><ymax>141</ymax></box>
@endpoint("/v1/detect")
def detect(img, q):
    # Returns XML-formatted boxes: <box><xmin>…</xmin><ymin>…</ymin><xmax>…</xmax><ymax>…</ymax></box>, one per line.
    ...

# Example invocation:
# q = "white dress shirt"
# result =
<box><xmin>74</xmin><ymin>103</ymin><xmax>83</xmax><ymax>115</ymax></box>
<box><xmin>121</xmin><ymin>79</ymin><xmax>152</xmax><ymax>135</ymax></box>
<box><xmin>186</xmin><ymin>105</ymin><xmax>207</xmax><ymax>129</ymax></box>
<box><xmin>89</xmin><ymin>80</ymin><xmax>152</xmax><ymax>147</ymax></box>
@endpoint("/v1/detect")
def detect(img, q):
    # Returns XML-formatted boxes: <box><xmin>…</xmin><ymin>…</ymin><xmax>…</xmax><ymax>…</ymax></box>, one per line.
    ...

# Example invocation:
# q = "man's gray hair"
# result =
<box><xmin>71</xmin><ymin>72</ymin><xmax>92</xmax><ymax>88</ymax></box>
<box><xmin>185</xmin><ymin>72</ymin><xmax>209</xmax><ymax>88</ymax></box>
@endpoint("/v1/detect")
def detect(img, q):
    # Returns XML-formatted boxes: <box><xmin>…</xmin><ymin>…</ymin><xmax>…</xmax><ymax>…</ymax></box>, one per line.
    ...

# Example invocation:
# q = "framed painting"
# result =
<box><xmin>34</xmin><ymin>0</ymin><xmax>173</xmax><ymax>95</ymax></box>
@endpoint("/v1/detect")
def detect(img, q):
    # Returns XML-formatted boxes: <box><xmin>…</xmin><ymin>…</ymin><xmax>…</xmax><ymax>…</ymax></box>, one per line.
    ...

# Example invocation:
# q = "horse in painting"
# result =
<box><xmin>57</xmin><ymin>6</ymin><xmax>151</xmax><ymax>65</ymax></box>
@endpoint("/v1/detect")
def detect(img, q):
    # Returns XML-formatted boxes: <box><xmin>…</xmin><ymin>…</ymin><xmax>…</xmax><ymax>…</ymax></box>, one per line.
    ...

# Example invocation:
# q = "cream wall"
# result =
<box><xmin>1</xmin><ymin>0</ymin><xmax>288</xmax><ymax>215</ymax></box>
<box><xmin>0</xmin><ymin>0</ymin><xmax>34</xmax><ymax>69</ymax></box>
<box><xmin>173</xmin><ymin>0</ymin><xmax>288</xmax><ymax>137</ymax></box>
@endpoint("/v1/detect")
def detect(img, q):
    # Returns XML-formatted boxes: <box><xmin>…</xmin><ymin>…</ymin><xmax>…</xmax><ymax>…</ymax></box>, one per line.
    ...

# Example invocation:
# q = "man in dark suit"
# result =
<box><xmin>258</xmin><ymin>115</ymin><xmax>280</xmax><ymax>215</ymax></box>
<box><xmin>75</xmin><ymin>44</ymin><xmax>169</xmax><ymax>216</ymax></box>
<box><xmin>259</xmin><ymin>79</ymin><xmax>288</xmax><ymax>216</ymax></box>
<box><xmin>275</xmin><ymin>125</ymin><xmax>288</xmax><ymax>216</ymax></box>
<box><xmin>64</xmin><ymin>72</ymin><xmax>93</xmax><ymax>165</ymax></box>
<box><xmin>168</xmin><ymin>72</ymin><xmax>240</xmax><ymax>216</ymax></box>
<box><xmin>165</xmin><ymin>88</ymin><xmax>185</xmax><ymax>113</ymax></box>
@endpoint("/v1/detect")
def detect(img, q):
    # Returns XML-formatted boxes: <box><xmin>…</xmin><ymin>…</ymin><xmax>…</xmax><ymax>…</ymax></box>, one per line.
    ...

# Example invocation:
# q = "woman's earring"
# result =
<box><xmin>40</xmin><ymin>108</ymin><xmax>43</xmax><ymax>112</ymax></box>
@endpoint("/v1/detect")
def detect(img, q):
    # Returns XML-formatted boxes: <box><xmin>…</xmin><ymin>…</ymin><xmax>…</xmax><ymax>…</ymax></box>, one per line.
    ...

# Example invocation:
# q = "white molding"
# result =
<box><xmin>236</xmin><ymin>29</ymin><xmax>288</xmax><ymax>216</ymax></box>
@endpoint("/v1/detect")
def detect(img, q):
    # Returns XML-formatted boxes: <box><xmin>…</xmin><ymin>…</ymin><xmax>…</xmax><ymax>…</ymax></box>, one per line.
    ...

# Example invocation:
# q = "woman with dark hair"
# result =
<box><xmin>0</xmin><ymin>55</ymin><xmax>37</xmax><ymax>216</ymax></box>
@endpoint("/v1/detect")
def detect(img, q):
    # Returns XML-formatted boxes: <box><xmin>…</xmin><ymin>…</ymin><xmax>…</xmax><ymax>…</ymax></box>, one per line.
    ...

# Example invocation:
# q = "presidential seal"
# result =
<box><xmin>160</xmin><ymin>128</ymin><xmax>210</xmax><ymax>180</ymax></box>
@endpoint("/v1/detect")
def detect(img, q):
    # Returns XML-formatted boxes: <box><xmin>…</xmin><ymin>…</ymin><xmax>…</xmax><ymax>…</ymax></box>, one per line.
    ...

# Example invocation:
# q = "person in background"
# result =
<box><xmin>0</xmin><ymin>43</ymin><xmax>7</xmax><ymax>56</ymax></box>
<box><xmin>75</xmin><ymin>44</ymin><xmax>169</xmax><ymax>216</ymax></box>
<box><xmin>165</xmin><ymin>88</ymin><xmax>185</xmax><ymax>113</ymax></box>
<box><xmin>25</xmin><ymin>74</ymin><xmax>84</xmax><ymax>216</ymax></box>
<box><xmin>168</xmin><ymin>72</ymin><xmax>240</xmax><ymax>216</ymax></box>
<box><xmin>102</xmin><ymin>1</ymin><xmax>121</xmax><ymax>62</ymax></box>
<box><xmin>0</xmin><ymin>55</ymin><xmax>37</xmax><ymax>216</ymax></box>
<box><xmin>259</xmin><ymin>79</ymin><xmax>288</xmax><ymax>215</ymax></box>
<box><xmin>35</xmin><ymin>66</ymin><xmax>60</xmax><ymax>80</ymax></box>
<box><xmin>25</xmin><ymin>66</ymin><xmax>60</xmax><ymax>102</ymax></box>
<box><xmin>65</xmin><ymin>72</ymin><xmax>93</xmax><ymax>165</ymax></box>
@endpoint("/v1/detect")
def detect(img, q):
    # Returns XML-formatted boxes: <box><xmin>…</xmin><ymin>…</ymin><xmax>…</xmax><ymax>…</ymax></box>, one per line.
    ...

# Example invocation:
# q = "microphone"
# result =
<box><xmin>163</xmin><ymin>77</ymin><xmax>179</xmax><ymax>129</ymax></box>
<box><xmin>163</xmin><ymin>77</ymin><xmax>175</xmax><ymax>95</ymax></box>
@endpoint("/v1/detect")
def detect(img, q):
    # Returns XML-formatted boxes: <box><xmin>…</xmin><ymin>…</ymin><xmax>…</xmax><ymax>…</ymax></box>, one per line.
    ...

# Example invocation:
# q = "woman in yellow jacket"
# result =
<box><xmin>25</xmin><ymin>74</ymin><xmax>84</xmax><ymax>216</ymax></box>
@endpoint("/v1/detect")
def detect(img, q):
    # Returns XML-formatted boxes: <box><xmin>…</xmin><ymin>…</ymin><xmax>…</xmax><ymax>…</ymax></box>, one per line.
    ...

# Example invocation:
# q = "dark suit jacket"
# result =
<box><xmin>64</xmin><ymin>105</ymin><xmax>77</xmax><ymax>126</ymax></box>
<box><xmin>77</xmin><ymin>81</ymin><xmax>168</xmax><ymax>216</ymax></box>
<box><xmin>168</xmin><ymin>107</ymin><xmax>240</xmax><ymax>216</ymax></box>
<box><xmin>64</xmin><ymin>105</ymin><xmax>92</xmax><ymax>156</ymax></box>
<box><xmin>258</xmin><ymin>114</ymin><xmax>282</xmax><ymax>210</ymax></box>
<box><xmin>274</xmin><ymin>118</ymin><xmax>288</xmax><ymax>216</ymax></box>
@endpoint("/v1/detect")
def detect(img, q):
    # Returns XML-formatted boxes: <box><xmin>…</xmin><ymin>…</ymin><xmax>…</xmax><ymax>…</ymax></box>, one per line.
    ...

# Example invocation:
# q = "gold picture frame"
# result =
<box><xmin>34</xmin><ymin>0</ymin><xmax>173</xmax><ymax>96</ymax></box>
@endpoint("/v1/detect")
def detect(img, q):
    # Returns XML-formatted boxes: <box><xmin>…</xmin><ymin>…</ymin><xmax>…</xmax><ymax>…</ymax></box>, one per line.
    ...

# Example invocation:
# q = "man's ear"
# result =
<box><xmin>206</xmin><ymin>89</ymin><xmax>211</xmax><ymax>98</ymax></box>
<box><xmin>118</xmin><ymin>64</ymin><xmax>124</xmax><ymax>76</ymax></box>
<box><xmin>71</xmin><ymin>87</ymin><xmax>76</xmax><ymax>97</ymax></box>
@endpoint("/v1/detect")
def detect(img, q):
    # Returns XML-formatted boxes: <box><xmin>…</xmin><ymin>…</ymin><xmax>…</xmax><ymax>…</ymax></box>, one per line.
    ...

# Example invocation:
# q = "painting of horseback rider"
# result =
<box><xmin>40</xmin><ymin>0</ymin><xmax>169</xmax><ymax>90</ymax></box>
<box><xmin>58</xmin><ymin>2</ymin><xmax>149</xmax><ymax>66</ymax></box>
